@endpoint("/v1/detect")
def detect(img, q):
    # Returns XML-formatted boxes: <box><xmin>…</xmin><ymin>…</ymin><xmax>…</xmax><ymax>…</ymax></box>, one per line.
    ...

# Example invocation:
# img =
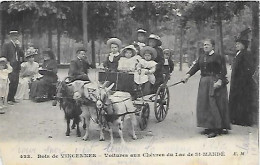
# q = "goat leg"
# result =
<box><xmin>71</xmin><ymin>119</ymin><xmax>76</xmax><ymax>129</ymax></box>
<box><xmin>131</xmin><ymin>114</ymin><xmax>137</xmax><ymax>140</ymax></box>
<box><xmin>66</xmin><ymin>119</ymin><xmax>70</xmax><ymax>136</ymax></box>
<box><xmin>76</xmin><ymin>117</ymin><xmax>81</xmax><ymax>137</ymax></box>
<box><xmin>118</xmin><ymin>120</ymin><xmax>125</xmax><ymax>145</ymax></box>
<box><xmin>108</xmin><ymin>124</ymin><xmax>114</xmax><ymax>145</ymax></box>
<box><xmin>99</xmin><ymin>124</ymin><xmax>105</xmax><ymax>141</ymax></box>
<box><xmin>82</xmin><ymin>116</ymin><xmax>90</xmax><ymax>141</ymax></box>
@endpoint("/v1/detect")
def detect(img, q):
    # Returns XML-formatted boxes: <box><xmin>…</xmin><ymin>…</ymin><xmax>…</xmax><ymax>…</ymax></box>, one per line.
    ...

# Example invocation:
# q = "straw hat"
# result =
<box><xmin>140</xmin><ymin>46</ymin><xmax>157</xmax><ymax>59</ymax></box>
<box><xmin>121</xmin><ymin>45</ymin><xmax>137</xmax><ymax>57</ymax></box>
<box><xmin>0</xmin><ymin>57</ymin><xmax>7</xmax><ymax>64</ymax></box>
<box><xmin>9</xmin><ymin>30</ymin><xmax>19</xmax><ymax>36</ymax></box>
<box><xmin>25</xmin><ymin>47</ymin><xmax>38</xmax><ymax>58</ymax></box>
<box><xmin>137</xmin><ymin>29</ymin><xmax>147</xmax><ymax>34</ymax></box>
<box><xmin>148</xmin><ymin>34</ymin><xmax>162</xmax><ymax>46</ymax></box>
<box><xmin>107</xmin><ymin>38</ymin><xmax>122</xmax><ymax>49</ymax></box>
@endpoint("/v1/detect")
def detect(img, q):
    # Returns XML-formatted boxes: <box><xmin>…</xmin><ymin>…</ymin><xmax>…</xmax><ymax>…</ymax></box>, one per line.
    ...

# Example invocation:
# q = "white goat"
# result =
<box><xmin>95</xmin><ymin>84</ymin><xmax>137</xmax><ymax>145</ymax></box>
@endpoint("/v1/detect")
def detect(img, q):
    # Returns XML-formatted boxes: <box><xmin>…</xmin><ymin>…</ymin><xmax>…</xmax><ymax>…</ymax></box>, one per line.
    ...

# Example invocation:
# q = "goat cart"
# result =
<box><xmin>98</xmin><ymin>70</ymin><xmax>173</xmax><ymax>130</ymax></box>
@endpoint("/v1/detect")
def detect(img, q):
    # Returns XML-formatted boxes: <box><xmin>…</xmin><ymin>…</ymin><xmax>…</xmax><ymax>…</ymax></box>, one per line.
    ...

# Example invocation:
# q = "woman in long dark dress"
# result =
<box><xmin>182</xmin><ymin>39</ymin><xmax>231</xmax><ymax>138</ymax></box>
<box><xmin>30</xmin><ymin>49</ymin><xmax>58</xmax><ymax>102</ymax></box>
<box><xmin>229</xmin><ymin>31</ymin><xmax>255</xmax><ymax>126</ymax></box>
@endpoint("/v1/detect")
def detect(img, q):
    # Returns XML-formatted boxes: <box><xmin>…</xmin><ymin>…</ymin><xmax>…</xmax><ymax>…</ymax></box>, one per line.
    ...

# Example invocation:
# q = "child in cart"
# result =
<box><xmin>133</xmin><ymin>29</ymin><xmax>147</xmax><ymax>55</ymax></box>
<box><xmin>118</xmin><ymin>45</ymin><xmax>141</xmax><ymax>72</ymax></box>
<box><xmin>162</xmin><ymin>49</ymin><xmax>174</xmax><ymax>80</ymax></box>
<box><xmin>0</xmin><ymin>57</ymin><xmax>13</xmax><ymax>114</ymax></box>
<box><xmin>103</xmin><ymin>38</ymin><xmax>122</xmax><ymax>71</ymax></box>
<box><xmin>133</xmin><ymin>46</ymin><xmax>157</xmax><ymax>98</ymax></box>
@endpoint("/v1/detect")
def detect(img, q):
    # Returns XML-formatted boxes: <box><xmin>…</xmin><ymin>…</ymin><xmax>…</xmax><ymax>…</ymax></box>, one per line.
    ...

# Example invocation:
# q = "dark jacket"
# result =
<box><xmin>103</xmin><ymin>54</ymin><xmax>121</xmax><ymax>71</ymax></box>
<box><xmin>229</xmin><ymin>50</ymin><xmax>255</xmax><ymax>126</ymax></box>
<box><xmin>41</xmin><ymin>59</ymin><xmax>58</xmax><ymax>83</ymax></box>
<box><xmin>187</xmin><ymin>52</ymin><xmax>230</xmax><ymax>130</ymax></box>
<box><xmin>163</xmin><ymin>59</ymin><xmax>174</xmax><ymax>74</ymax></box>
<box><xmin>1</xmin><ymin>41</ymin><xmax>24</xmax><ymax>71</ymax></box>
<box><xmin>68</xmin><ymin>58</ymin><xmax>93</xmax><ymax>81</ymax></box>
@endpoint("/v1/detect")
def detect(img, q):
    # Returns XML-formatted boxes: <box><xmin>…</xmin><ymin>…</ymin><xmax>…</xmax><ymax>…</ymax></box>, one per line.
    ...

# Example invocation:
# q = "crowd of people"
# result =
<box><xmin>0</xmin><ymin>28</ymin><xmax>257</xmax><ymax>139</ymax></box>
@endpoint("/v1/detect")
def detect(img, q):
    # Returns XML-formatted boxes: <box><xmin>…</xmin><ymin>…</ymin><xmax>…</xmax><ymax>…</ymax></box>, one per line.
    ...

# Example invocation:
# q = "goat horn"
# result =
<box><xmin>101</xmin><ymin>81</ymin><xmax>109</xmax><ymax>88</ymax></box>
<box><xmin>106</xmin><ymin>83</ymin><xmax>114</xmax><ymax>91</ymax></box>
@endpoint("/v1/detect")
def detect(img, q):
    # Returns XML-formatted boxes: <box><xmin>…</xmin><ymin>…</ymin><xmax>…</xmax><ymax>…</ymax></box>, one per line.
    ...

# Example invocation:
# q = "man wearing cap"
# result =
<box><xmin>68</xmin><ymin>47</ymin><xmax>94</xmax><ymax>82</ymax></box>
<box><xmin>229</xmin><ymin>28</ymin><xmax>256</xmax><ymax>126</ymax></box>
<box><xmin>1</xmin><ymin>31</ymin><xmax>24</xmax><ymax>104</ymax></box>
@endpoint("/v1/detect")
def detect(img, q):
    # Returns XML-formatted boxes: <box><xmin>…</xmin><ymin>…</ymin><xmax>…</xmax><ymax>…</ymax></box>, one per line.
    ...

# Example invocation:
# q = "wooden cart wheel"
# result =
<box><xmin>154</xmin><ymin>84</ymin><xmax>170</xmax><ymax>122</ymax></box>
<box><xmin>139</xmin><ymin>103</ymin><xmax>150</xmax><ymax>130</ymax></box>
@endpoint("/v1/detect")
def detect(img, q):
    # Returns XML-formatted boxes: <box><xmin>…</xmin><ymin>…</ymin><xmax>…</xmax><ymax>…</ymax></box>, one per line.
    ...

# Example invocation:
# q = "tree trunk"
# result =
<box><xmin>143</xmin><ymin>2</ymin><xmax>150</xmax><ymax>34</ymax></box>
<box><xmin>0</xmin><ymin>5</ymin><xmax>2</xmax><ymax>49</ymax></box>
<box><xmin>57</xmin><ymin>20</ymin><xmax>61</xmax><ymax>64</ymax></box>
<box><xmin>48</xmin><ymin>24</ymin><xmax>52</xmax><ymax>49</ymax></box>
<box><xmin>195</xmin><ymin>21</ymin><xmax>204</xmax><ymax>58</ymax></box>
<box><xmin>179</xmin><ymin>27</ymin><xmax>184</xmax><ymax>71</ymax></box>
<box><xmin>216</xmin><ymin>3</ymin><xmax>224</xmax><ymax>55</ymax></box>
<box><xmin>82</xmin><ymin>2</ymin><xmax>88</xmax><ymax>49</ymax></box>
<box><xmin>91</xmin><ymin>40</ymin><xmax>96</xmax><ymax>68</ymax></box>
<box><xmin>251</xmin><ymin>1</ymin><xmax>259</xmax><ymax>125</ymax></box>
<box><xmin>251</xmin><ymin>2</ymin><xmax>259</xmax><ymax>67</ymax></box>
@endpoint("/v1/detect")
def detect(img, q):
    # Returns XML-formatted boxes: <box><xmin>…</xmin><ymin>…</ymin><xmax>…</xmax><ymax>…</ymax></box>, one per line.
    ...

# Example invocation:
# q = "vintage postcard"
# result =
<box><xmin>0</xmin><ymin>1</ymin><xmax>258</xmax><ymax>165</ymax></box>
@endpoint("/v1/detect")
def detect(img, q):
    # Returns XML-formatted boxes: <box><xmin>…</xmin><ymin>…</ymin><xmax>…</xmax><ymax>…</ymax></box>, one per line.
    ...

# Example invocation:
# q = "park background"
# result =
<box><xmin>0</xmin><ymin>1</ymin><xmax>258</xmax><ymax>71</ymax></box>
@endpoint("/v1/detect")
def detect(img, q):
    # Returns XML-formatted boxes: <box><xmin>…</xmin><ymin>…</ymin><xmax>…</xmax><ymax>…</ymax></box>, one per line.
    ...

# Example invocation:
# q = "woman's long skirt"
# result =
<box><xmin>196</xmin><ymin>76</ymin><xmax>231</xmax><ymax>130</ymax></box>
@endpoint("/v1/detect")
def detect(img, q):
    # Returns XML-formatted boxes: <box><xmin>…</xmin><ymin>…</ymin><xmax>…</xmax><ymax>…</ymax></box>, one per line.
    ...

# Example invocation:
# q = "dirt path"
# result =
<box><xmin>0</xmin><ymin>65</ymin><xmax>258</xmax><ymax>165</ymax></box>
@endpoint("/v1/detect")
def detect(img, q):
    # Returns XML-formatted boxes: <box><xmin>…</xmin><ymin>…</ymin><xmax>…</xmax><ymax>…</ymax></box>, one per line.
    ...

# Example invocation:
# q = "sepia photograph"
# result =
<box><xmin>0</xmin><ymin>1</ymin><xmax>258</xmax><ymax>165</ymax></box>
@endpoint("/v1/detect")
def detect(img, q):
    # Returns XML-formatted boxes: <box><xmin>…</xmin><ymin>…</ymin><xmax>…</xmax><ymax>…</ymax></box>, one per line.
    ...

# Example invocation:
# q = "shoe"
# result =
<box><xmin>12</xmin><ymin>100</ymin><xmax>19</xmax><ymax>103</ymax></box>
<box><xmin>218</xmin><ymin>129</ymin><xmax>229</xmax><ymax>135</ymax></box>
<box><xmin>200</xmin><ymin>129</ymin><xmax>210</xmax><ymax>135</ymax></box>
<box><xmin>7</xmin><ymin>101</ymin><xmax>14</xmax><ymax>105</ymax></box>
<box><xmin>207</xmin><ymin>132</ymin><xmax>217</xmax><ymax>138</ymax></box>
<box><xmin>0</xmin><ymin>106</ymin><xmax>5</xmax><ymax>114</ymax></box>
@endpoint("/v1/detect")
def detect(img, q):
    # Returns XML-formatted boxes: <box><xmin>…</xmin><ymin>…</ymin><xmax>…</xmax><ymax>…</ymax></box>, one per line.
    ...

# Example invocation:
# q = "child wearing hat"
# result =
<box><xmin>162</xmin><ymin>49</ymin><xmax>174</xmax><ymax>77</ymax></box>
<box><xmin>0</xmin><ymin>57</ymin><xmax>13</xmax><ymax>113</ymax></box>
<box><xmin>134</xmin><ymin>46</ymin><xmax>157</xmax><ymax>96</ymax></box>
<box><xmin>148</xmin><ymin>34</ymin><xmax>164</xmax><ymax>91</ymax></box>
<box><xmin>118</xmin><ymin>45</ymin><xmax>141</xmax><ymax>72</ymax></box>
<box><xmin>133</xmin><ymin>29</ymin><xmax>147</xmax><ymax>55</ymax></box>
<box><xmin>15</xmin><ymin>47</ymin><xmax>39</xmax><ymax>101</ymax></box>
<box><xmin>103</xmin><ymin>38</ymin><xmax>122</xmax><ymax>71</ymax></box>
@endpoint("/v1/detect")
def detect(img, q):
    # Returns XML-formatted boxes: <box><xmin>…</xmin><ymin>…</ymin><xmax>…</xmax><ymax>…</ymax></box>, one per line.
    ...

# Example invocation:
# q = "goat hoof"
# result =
<box><xmin>66</xmin><ymin>134</ymin><xmax>70</xmax><ymax>136</ymax></box>
<box><xmin>99</xmin><ymin>138</ymin><xmax>105</xmax><ymax>141</ymax></box>
<box><xmin>77</xmin><ymin>133</ymin><xmax>81</xmax><ymax>137</ymax></box>
<box><xmin>82</xmin><ymin>137</ymin><xmax>88</xmax><ymax>141</ymax></box>
<box><xmin>83</xmin><ymin>124</ymin><xmax>86</xmax><ymax>129</ymax></box>
<box><xmin>132</xmin><ymin>136</ymin><xmax>137</xmax><ymax>140</ymax></box>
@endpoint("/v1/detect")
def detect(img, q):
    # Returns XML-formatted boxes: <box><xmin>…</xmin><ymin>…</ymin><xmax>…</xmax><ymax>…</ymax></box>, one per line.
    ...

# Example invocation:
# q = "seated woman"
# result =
<box><xmin>30</xmin><ymin>48</ymin><xmax>58</xmax><ymax>102</ymax></box>
<box><xmin>15</xmin><ymin>47</ymin><xmax>40</xmax><ymax>101</ymax></box>
<box><xmin>118</xmin><ymin>45</ymin><xmax>141</xmax><ymax>72</ymax></box>
<box><xmin>133</xmin><ymin>46</ymin><xmax>157</xmax><ymax>98</ymax></box>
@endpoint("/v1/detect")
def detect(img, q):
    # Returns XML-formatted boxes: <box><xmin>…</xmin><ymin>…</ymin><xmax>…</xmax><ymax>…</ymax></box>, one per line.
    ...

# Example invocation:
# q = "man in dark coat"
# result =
<box><xmin>68</xmin><ymin>47</ymin><xmax>94</xmax><ymax>82</ymax></box>
<box><xmin>1</xmin><ymin>31</ymin><xmax>24</xmax><ymax>104</ymax></box>
<box><xmin>229</xmin><ymin>28</ymin><xmax>256</xmax><ymax>126</ymax></box>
